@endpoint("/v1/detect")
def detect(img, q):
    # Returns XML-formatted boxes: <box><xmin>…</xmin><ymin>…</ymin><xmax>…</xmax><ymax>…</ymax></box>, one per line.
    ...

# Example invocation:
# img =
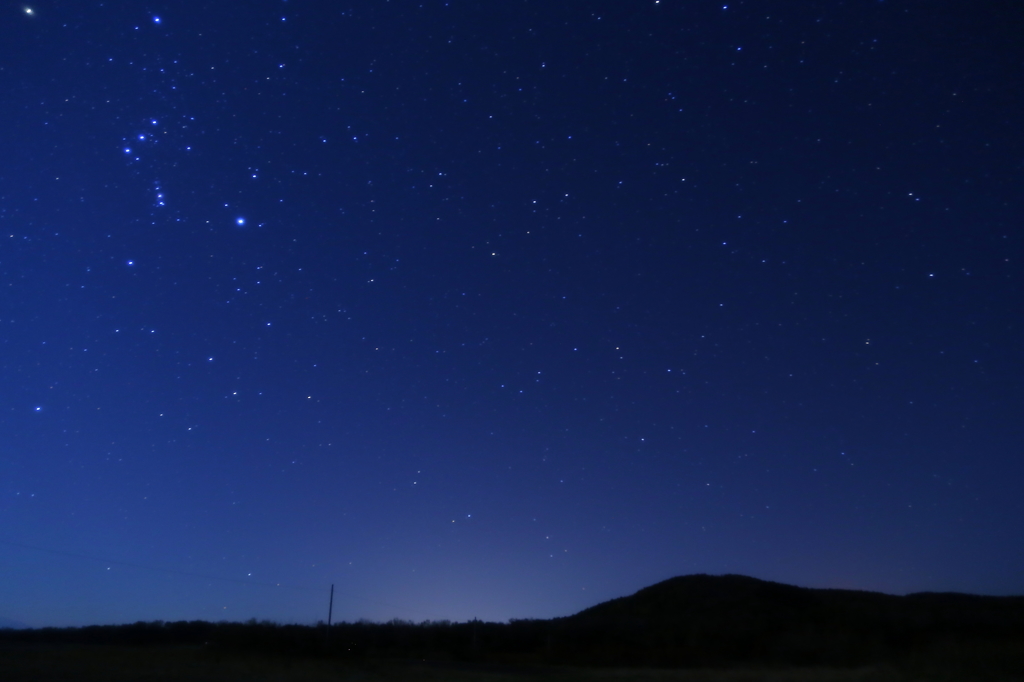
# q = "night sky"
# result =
<box><xmin>1</xmin><ymin>0</ymin><xmax>1021</xmax><ymax>628</ymax></box>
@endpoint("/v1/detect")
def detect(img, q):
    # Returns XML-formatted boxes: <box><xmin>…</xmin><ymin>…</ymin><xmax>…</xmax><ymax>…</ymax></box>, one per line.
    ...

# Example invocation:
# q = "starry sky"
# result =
<box><xmin>1</xmin><ymin>0</ymin><xmax>1021</xmax><ymax>628</ymax></box>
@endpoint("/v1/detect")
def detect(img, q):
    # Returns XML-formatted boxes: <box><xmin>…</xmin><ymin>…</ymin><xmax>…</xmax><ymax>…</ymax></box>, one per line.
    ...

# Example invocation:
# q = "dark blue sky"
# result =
<box><xmin>1</xmin><ymin>0</ymin><xmax>1021</xmax><ymax>627</ymax></box>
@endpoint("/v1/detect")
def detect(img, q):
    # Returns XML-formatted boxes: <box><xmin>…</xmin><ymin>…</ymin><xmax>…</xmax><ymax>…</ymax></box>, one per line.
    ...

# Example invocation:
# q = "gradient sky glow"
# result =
<box><xmin>1</xmin><ymin>0</ymin><xmax>1022</xmax><ymax>628</ymax></box>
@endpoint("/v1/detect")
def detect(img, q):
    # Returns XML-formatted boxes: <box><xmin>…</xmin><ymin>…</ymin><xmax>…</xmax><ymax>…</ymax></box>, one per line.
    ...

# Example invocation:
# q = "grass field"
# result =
<box><xmin>4</xmin><ymin>643</ymin><xmax>1021</xmax><ymax>682</ymax></box>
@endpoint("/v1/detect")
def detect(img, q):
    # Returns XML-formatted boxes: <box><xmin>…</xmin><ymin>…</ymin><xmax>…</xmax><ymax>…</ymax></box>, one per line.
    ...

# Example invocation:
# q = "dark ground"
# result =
<box><xmin>0</xmin><ymin>643</ymin><xmax>992</xmax><ymax>682</ymax></box>
<box><xmin>3</xmin><ymin>576</ymin><xmax>1022</xmax><ymax>680</ymax></box>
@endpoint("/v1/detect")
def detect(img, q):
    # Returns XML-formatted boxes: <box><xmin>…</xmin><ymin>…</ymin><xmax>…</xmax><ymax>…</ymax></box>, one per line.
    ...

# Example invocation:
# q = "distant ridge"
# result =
<box><xmin>568</xmin><ymin>573</ymin><xmax>1024</xmax><ymax>628</ymax></box>
<box><xmin>552</xmin><ymin>573</ymin><xmax>1024</xmax><ymax>666</ymax></box>
<box><xmin>571</xmin><ymin>573</ymin><xmax>1024</xmax><ymax>617</ymax></box>
<box><xmin>570</xmin><ymin>573</ymin><xmax>817</xmax><ymax>625</ymax></box>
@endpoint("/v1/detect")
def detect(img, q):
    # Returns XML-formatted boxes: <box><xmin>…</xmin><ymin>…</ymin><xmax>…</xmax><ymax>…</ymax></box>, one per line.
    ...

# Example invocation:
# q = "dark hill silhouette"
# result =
<box><xmin>570</xmin><ymin>573</ymin><xmax>1024</xmax><ymax>630</ymax></box>
<box><xmin>570</xmin><ymin>574</ymin><xmax>819</xmax><ymax>630</ymax></box>
<box><xmin>551</xmin><ymin>573</ymin><xmax>1024</xmax><ymax>667</ymax></box>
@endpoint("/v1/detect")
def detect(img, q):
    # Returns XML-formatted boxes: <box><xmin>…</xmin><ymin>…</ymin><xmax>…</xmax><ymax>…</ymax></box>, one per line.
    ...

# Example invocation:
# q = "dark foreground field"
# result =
<box><xmin>3</xmin><ymin>643</ymin><xmax>1016</xmax><ymax>682</ymax></box>
<box><xmin>3</xmin><ymin>575</ymin><xmax>1022</xmax><ymax>680</ymax></box>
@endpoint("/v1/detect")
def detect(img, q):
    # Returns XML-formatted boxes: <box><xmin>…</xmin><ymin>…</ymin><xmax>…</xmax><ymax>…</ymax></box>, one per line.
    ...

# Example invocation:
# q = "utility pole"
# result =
<box><xmin>326</xmin><ymin>584</ymin><xmax>334</xmax><ymax>647</ymax></box>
